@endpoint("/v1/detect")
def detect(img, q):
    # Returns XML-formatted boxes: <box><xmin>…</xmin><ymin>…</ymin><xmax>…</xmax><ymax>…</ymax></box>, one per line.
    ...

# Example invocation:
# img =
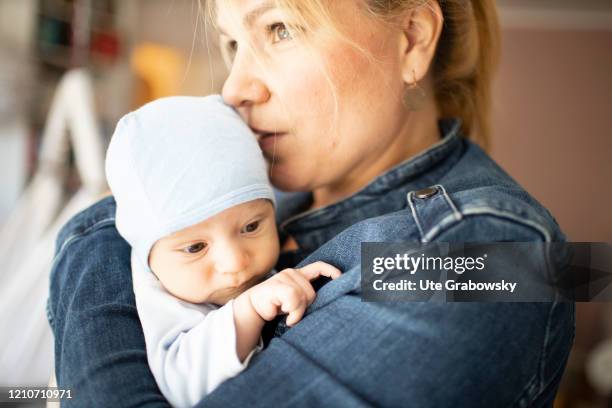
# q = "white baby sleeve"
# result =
<box><xmin>131</xmin><ymin>252</ymin><xmax>262</xmax><ymax>408</ymax></box>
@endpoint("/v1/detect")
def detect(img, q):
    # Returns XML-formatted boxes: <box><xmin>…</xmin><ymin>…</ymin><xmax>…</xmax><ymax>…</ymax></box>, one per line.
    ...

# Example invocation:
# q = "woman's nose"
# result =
<box><xmin>222</xmin><ymin>51</ymin><xmax>271</xmax><ymax>108</ymax></box>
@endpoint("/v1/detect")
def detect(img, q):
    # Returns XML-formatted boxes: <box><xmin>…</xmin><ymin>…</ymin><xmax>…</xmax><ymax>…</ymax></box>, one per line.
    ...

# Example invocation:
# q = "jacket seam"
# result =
<box><xmin>532</xmin><ymin>300</ymin><xmax>575</xmax><ymax>406</ymax></box>
<box><xmin>539</xmin><ymin>300</ymin><xmax>556</xmax><ymax>395</ymax></box>
<box><xmin>509</xmin><ymin>303</ymin><xmax>573</xmax><ymax>408</ymax></box>
<box><xmin>407</xmin><ymin>192</ymin><xmax>425</xmax><ymax>239</ymax></box>
<box><xmin>52</xmin><ymin>217</ymin><xmax>116</xmax><ymax>266</ymax></box>
<box><xmin>423</xmin><ymin>208</ymin><xmax>552</xmax><ymax>243</ymax></box>
<box><xmin>508</xmin><ymin>372</ymin><xmax>539</xmax><ymax>408</ymax></box>
<box><xmin>505</xmin><ymin>300</ymin><xmax>561</xmax><ymax>408</ymax></box>
<box><xmin>437</xmin><ymin>184</ymin><xmax>461</xmax><ymax>217</ymax></box>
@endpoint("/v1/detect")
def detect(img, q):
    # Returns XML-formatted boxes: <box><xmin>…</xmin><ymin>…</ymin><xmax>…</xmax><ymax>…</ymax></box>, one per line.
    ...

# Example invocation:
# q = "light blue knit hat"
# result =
<box><xmin>105</xmin><ymin>95</ymin><xmax>275</xmax><ymax>271</ymax></box>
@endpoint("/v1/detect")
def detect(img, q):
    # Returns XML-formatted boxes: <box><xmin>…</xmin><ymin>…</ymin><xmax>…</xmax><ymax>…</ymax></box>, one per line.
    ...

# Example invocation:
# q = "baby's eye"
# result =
<box><xmin>268</xmin><ymin>22</ymin><xmax>292</xmax><ymax>43</ymax></box>
<box><xmin>241</xmin><ymin>221</ymin><xmax>260</xmax><ymax>234</ymax></box>
<box><xmin>182</xmin><ymin>242</ymin><xmax>207</xmax><ymax>254</ymax></box>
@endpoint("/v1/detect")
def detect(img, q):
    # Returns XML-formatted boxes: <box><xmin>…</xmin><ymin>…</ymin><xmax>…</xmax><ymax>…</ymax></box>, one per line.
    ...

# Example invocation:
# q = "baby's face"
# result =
<box><xmin>149</xmin><ymin>199</ymin><xmax>280</xmax><ymax>305</ymax></box>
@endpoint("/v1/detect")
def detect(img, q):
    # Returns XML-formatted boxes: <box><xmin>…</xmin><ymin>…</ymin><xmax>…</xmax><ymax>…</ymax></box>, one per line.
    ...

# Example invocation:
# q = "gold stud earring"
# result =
<box><xmin>403</xmin><ymin>69</ymin><xmax>426</xmax><ymax>111</ymax></box>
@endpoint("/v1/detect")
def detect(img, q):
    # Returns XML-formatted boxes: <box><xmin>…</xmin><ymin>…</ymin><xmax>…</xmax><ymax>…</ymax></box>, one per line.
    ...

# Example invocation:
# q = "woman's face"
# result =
<box><xmin>217</xmin><ymin>0</ymin><xmax>411</xmax><ymax>196</ymax></box>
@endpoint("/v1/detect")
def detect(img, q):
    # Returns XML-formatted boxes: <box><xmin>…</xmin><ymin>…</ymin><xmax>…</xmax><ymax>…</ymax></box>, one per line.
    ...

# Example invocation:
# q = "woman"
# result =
<box><xmin>47</xmin><ymin>0</ymin><xmax>574</xmax><ymax>406</ymax></box>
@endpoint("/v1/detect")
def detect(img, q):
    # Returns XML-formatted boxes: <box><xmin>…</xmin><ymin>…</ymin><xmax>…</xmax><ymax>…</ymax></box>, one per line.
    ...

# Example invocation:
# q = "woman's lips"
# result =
<box><xmin>250</xmin><ymin>125</ymin><xmax>287</xmax><ymax>154</ymax></box>
<box><xmin>257</xmin><ymin>132</ymin><xmax>286</xmax><ymax>153</ymax></box>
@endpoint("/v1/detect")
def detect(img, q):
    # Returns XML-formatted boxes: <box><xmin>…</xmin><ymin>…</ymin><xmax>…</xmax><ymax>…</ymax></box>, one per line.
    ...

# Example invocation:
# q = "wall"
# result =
<box><xmin>492</xmin><ymin>10</ymin><xmax>612</xmax><ymax>242</ymax></box>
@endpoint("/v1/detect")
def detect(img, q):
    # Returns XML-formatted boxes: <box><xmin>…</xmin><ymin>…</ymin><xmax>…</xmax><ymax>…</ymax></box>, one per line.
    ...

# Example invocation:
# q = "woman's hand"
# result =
<box><xmin>248</xmin><ymin>262</ymin><xmax>342</xmax><ymax>326</ymax></box>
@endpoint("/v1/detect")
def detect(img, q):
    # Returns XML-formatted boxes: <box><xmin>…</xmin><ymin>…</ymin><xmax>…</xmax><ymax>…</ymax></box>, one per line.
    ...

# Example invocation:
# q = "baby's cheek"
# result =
<box><xmin>160</xmin><ymin>268</ymin><xmax>210</xmax><ymax>303</ymax></box>
<box><xmin>268</xmin><ymin>233</ymin><xmax>281</xmax><ymax>268</ymax></box>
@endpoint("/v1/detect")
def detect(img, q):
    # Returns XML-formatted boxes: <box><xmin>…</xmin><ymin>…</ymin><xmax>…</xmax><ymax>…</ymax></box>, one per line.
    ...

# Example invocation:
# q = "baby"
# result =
<box><xmin>105</xmin><ymin>95</ymin><xmax>340</xmax><ymax>408</ymax></box>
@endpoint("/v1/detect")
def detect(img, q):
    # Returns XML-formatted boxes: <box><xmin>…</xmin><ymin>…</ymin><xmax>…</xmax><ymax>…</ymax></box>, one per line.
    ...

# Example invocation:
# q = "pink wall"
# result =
<box><xmin>491</xmin><ymin>29</ymin><xmax>612</xmax><ymax>242</ymax></box>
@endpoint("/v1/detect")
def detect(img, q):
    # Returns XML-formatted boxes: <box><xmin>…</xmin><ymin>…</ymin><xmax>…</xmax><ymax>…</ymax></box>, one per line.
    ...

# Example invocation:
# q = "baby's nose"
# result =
<box><xmin>215</xmin><ymin>244</ymin><xmax>249</xmax><ymax>275</ymax></box>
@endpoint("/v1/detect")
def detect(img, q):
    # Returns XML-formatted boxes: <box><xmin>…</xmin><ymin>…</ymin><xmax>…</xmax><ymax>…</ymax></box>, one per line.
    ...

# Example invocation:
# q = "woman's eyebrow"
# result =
<box><xmin>217</xmin><ymin>2</ymin><xmax>275</xmax><ymax>34</ymax></box>
<box><xmin>243</xmin><ymin>3</ymin><xmax>275</xmax><ymax>28</ymax></box>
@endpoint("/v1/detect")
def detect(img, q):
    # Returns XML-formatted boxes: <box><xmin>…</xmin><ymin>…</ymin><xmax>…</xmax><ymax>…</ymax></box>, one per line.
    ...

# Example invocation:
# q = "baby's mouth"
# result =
<box><xmin>229</xmin><ymin>273</ymin><xmax>264</xmax><ymax>292</ymax></box>
<box><xmin>241</xmin><ymin>273</ymin><xmax>267</xmax><ymax>289</ymax></box>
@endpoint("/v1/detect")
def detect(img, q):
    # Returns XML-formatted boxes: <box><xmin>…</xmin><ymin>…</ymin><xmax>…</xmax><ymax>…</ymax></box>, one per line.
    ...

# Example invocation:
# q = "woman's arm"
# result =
<box><xmin>197</xmin><ymin>214</ymin><xmax>575</xmax><ymax>407</ymax></box>
<box><xmin>49</xmin><ymin>198</ymin><xmax>574</xmax><ymax>407</ymax></box>
<box><xmin>48</xmin><ymin>198</ymin><xmax>169</xmax><ymax>407</ymax></box>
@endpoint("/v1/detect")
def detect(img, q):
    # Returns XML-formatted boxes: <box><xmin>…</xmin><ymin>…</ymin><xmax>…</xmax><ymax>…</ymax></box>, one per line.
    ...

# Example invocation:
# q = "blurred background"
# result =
<box><xmin>0</xmin><ymin>0</ymin><xmax>610</xmax><ymax>406</ymax></box>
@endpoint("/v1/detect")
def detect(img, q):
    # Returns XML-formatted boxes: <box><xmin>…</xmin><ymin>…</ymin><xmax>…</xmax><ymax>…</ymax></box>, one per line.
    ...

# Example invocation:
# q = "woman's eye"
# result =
<box><xmin>242</xmin><ymin>221</ymin><xmax>260</xmax><ymax>234</ymax></box>
<box><xmin>226</xmin><ymin>40</ymin><xmax>238</xmax><ymax>53</ymax></box>
<box><xmin>220</xmin><ymin>38</ymin><xmax>238</xmax><ymax>68</ymax></box>
<box><xmin>182</xmin><ymin>242</ymin><xmax>207</xmax><ymax>254</ymax></box>
<box><xmin>268</xmin><ymin>22</ymin><xmax>292</xmax><ymax>43</ymax></box>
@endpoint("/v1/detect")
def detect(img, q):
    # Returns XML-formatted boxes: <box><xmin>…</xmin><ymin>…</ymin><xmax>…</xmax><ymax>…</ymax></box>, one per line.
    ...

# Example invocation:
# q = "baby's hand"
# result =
<box><xmin>248</xmin><ymin>262</ymin><xmax>341</xmax><ymax>326</ymax></box>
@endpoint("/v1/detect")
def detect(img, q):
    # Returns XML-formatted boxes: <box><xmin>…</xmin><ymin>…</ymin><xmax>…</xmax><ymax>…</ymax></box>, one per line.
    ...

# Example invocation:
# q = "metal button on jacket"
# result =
<box><xmin>414</xmin><ymin>186</ymin><xmax>438</xmax><ymax>199</ymax></box>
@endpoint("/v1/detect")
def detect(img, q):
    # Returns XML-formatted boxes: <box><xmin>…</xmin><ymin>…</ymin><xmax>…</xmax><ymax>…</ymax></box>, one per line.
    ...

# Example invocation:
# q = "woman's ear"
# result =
<box><xmin>398</xmin><ymin>1</ymin><xmax>444</xmax><ymax>84</ymax></box>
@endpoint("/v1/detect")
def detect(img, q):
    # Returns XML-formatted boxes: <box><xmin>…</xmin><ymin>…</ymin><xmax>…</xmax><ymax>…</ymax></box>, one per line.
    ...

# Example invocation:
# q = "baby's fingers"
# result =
<box><xmin>298</xmin><ymin>261</ymin><xmax>342</xmax><ymax>281</ymax></box>
<box><xmin>285</xmin><ymin>303</ymin><xmax>307</xmax><ymax>327</ymax></box>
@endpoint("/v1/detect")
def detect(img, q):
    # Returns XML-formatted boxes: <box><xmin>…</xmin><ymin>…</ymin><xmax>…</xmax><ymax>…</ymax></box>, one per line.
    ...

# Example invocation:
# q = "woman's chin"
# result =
<box><xmin>269</xmin><ymin>170</ymin><xmax>313</xmax><ymax>193</ymax></box>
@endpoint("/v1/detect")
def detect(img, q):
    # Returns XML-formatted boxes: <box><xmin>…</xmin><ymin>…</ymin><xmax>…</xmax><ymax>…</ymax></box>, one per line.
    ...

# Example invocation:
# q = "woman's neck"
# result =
<box><xmin>311</xmin><ymin>106</ymin><xmax>441</xmax><ymax>210</ymax></box>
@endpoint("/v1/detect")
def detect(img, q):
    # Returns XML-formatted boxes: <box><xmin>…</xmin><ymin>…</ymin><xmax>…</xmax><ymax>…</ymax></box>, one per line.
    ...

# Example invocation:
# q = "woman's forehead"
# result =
<box><xmin>215</xmin><ymin>0</ymin><xmax>280</xmax><ymax>29</ymax></box>
<box><xmin>215</xmin><ymin>0</ymin><xmax>373</xmax><ymax>31</ymax></box>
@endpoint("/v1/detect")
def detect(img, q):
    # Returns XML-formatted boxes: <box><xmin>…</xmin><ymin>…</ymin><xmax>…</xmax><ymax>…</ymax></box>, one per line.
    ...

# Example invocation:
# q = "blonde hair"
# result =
<box><xmin>432</xmin><ymin>0</ymin><xmax>500</xmax><ymax>149</ymax></box>
<box><xmin>208</xmin><ymin>0</ymin><xmax>500</xmax><ymax>149</ymax></box>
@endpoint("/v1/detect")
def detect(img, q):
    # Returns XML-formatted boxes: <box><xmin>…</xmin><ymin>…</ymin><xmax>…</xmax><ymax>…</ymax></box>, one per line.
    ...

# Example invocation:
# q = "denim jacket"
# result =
<box><xmin>48</xmin><ymin>118</ymin><xmax>574</xmax><ymax>408</ymax></box>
